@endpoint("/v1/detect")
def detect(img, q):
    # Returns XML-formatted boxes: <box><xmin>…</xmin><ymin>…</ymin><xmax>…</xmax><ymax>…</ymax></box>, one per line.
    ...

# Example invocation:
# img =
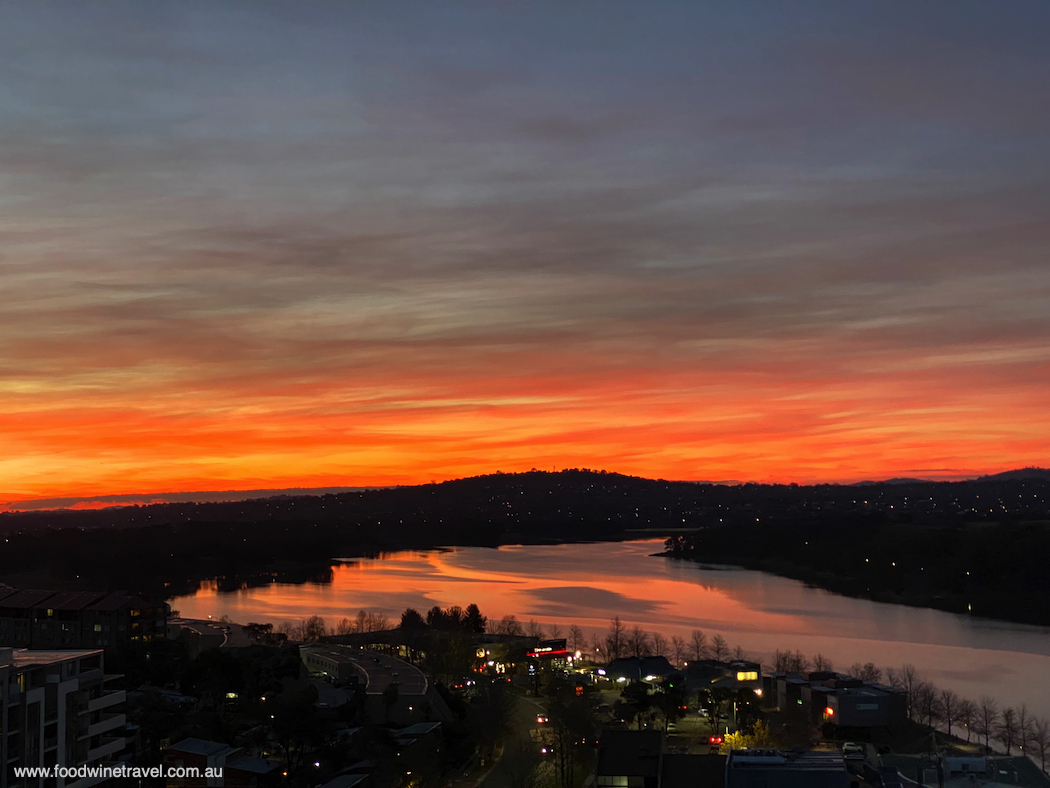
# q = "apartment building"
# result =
<box><xmin>1</xmin><ymin>647</ymin><xmax>126</xmax><ymax>788</ymax></box>
<box><xmin>0</xmin><ymin>590</ymin><xmax>167</xmax><ymax>651</ymax></box>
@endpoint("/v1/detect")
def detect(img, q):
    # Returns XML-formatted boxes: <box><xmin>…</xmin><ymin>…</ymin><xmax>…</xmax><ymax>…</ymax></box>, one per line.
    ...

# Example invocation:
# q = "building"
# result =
<box><xmin>604</xmin><ymin>657</ymin><xmax>677</xmax><ymax>685</ymax></box>
<box><xmin>768</xmin><ymin>672</ymin><xmax>906</xmax><ymax>730</ymax></box>
<box><xmin>724</xmin><ymin>749</ymin><xmax>873</xmax><ymax>788</ymax></box>
<box><xmin>0</xmin><ymin>589</ymin><xmax>167</xmax><ymax>650</ymax></box>
<box><xmin>164</xmin><ymin>739</ymin><xmax>278</xmax><ymax>788</ymax></box>
<box><xmin>596</xmin><ymin>730</ymin><xmax>664</xmax><ymax>788</ymax></box>
<box><xmin>1</xmin><ymin>646</ymin><xmax>127</xmax><ymax>788</ymax></box>
<box><xmin>686</xmin><ymin>660</ymin><xmax>762</xmax><ymax>693</ymax></box>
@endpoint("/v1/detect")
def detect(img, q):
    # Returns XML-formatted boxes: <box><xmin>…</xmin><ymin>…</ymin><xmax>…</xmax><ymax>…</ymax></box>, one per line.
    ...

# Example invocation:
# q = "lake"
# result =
<box><xmin>171</xmin><ymin>539</ymin><xmax>1050</xmax><ymax>720</ymax></box>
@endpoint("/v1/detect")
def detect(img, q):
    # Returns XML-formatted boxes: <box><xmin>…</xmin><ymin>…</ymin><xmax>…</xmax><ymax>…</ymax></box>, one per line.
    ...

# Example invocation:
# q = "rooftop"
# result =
<box><xmin>3</xmin><ymin>648</ymin><xmax>102</xmax><ymax>669</ymax></box>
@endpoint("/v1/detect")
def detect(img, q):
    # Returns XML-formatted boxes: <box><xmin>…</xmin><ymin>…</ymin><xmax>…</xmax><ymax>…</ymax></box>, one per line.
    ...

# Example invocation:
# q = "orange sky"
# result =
<box><xmin>2</xmin><ymin>3</ymin><xmax>1049</xmax><ymax>505</ymax></box>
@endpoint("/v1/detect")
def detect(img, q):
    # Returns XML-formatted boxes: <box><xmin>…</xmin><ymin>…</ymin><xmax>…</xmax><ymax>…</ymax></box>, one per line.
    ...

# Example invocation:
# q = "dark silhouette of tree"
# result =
<box><xmin>382</xmin><ymin>681</ymin><xmax>400</xmax><ymax>723</ymax></box>
<box><xmin>941</xmin><ymin>689</ymin><xmax>960</xmax><ymax>737</ymax></box>
<box><xmin>690</xmin><ymin>630</ymin><xmax>707</xmax><ymax>661</ymax></box>
<box><xmin>605</xmin><ymin>617</ymin><xmax>626</xmax><ymax>661</ymax></box>
<box><xmin>959</xmin><ymin>699</ymin><xmax>977</xmax><ymax>742</ymax></box>
<box><xmin>975</xmin><ymin>697</ymin><xmax>999</xmax><ymax>752</ymax></box>
<box><xmin>998</xmin><ymin>707</ymin><xmax>1019</xmax><ymax>754</ymax></box>
<box><xmin>400</xmin><ymin>608</ymin><xmax>426</xmax><ymax>628</ymax></box>
<box><xmin>464</xmin><ymin>603</ymin><xmax>487</xmax><ymax>633</ymax></box>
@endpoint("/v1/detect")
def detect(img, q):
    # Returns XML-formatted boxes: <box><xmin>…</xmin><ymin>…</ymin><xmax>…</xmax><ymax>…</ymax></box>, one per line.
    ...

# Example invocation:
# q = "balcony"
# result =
<box><xmin>85</xmin><ymin>689</ymin><xmax>125</xmax><ymax>713</ymax></box>
<box><xmin>86</xmin><ymin>735</ymin><xmax>124</xmax><ymax>762</ymax></box>
<box><xmin>87</xmin><ymin>712</ymin><xmax>125</xmax><ymax>738</ymax></box>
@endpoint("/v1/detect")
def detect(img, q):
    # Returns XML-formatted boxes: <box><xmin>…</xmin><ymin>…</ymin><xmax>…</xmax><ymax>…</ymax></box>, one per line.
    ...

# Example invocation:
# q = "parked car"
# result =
<box><xmin>666</xmin><ymin>722</ymin><xmax>677</xmax><ymax>733</ymax></box>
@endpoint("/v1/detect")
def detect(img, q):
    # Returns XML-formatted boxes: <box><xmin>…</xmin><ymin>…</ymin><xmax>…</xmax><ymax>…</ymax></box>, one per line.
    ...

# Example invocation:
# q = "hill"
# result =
<box><xmin>1</xmin><ymin>469</ymin><xmax>1049</xmax><ymax>624</ymax></box>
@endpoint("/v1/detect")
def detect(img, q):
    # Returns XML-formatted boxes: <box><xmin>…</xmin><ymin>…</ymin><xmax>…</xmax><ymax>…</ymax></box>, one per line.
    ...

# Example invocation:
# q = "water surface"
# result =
<box><xmin>171</xmin><ymin>540</ymin><xmax>1050</xmax><ymax>719</ymax></box>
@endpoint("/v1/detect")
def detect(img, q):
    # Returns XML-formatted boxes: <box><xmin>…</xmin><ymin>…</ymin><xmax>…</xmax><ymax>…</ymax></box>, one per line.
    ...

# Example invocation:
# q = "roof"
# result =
<box><xmin>9</xmin><ymin>648</ymin><xmax>102</xmax><ymax>668</ymax></box>
<box><xmin>606</xmin><ymin>656</ymin><xmax>677</xmax><ymax>680</ymax></box>
<box><xmin>227</xmin><ymin>757</ymin><xmax>278</xmax><ymax>775</ymax></box>
<box><xmin>394</xmin><ymin>722</ymin><xmax>441</xmax><ymax>737</ymax></box>
<box><xmin>597</xmin><ymin>730</ymin><xmax>663</xmax><ymax>778</ymax></box>
<box><xmin>86</xmin><ymin>592</ymin><xmax>153</xmax><ymax>612</ymax></box>
<box><xmin>662</xmin><ymin>754</ymin><xmax>725</xmax><ymax>788</ymax></box>
<box><xmin>42</xmin><ymin>591</ymin><xmax>108</xmax><ymax>611</ymax></box>
<box><xmin>167</xmin><ymin>738</ymin><xmax>240</xmax><ymax>758</ymax></box>
<box><xmin>726</xmin><ymin>750</ymin><xmax>854</xmax><ymax>788</ymax></box>
<box><xmin>319</xmin><ymin>776</ymin><xmax>367</xmax><ymax>788</ymax></box>
<box><xmin>0</xmin><ymin>590</ymin><xmax>58</xmax><ymax>609</ymax></box>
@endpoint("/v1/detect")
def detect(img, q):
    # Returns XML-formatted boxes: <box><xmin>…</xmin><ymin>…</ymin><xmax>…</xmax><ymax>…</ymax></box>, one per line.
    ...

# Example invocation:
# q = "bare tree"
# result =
<box><xmin>975</xmin><ymin>696</ymin><xmax>999</xmax><ymax>752</ymax></box>
<box><xmin>812</xmin><ymin>653</ymin><xmax>834</xmax><ymax>672</ymax></box>
<box><xmin>651</xmin><ymin>632</ymin><xmax>668</xmax><ymax>658</ymax></box>
<box><xmin>914</xmin><ymin>682</ymin><xmax>942</xmax><ymax>729</ymax></box>
<box><xmin>303</xmin><ymin>615</ymin><xmax>326</xmax><ymax>641</ymax></box>
<box><xmin>525</xmin><ymin>619</ymin><xmax>545</xmax><ymax>639</ymax></box>
<box><xmin>336</xmin><ymin>617</ymin><xmax>353</xmax><ymax>636</ymax></box>
<box><xmin>605</xmin><ymin>617</ymin><xmax>626</xmax><ymax>661</ymax></box>
<box><xmin>710</xmin><ymin>634</ymin><xmax>730</xmax><ymax>662</ymax></box>
<box><xmin>627</xmin><ymin>626</ymin><xmax>651</xmax><ymax>658</ymax></box>
<box><xmin>1031</xmin><ymin>717</ymin><xmax>1050</xmax><ymax>773</ymax></box>
<box><xmin>690</xmin><ymin>630</ymin><xmax>708</xmax><ymax>661</ymax></box>
<box><xmin>671</xmin><ymin>635</ymin><xmax>687</xmax><ymax>668</ymax></box>
<box><xmin>591</xmin><ymin>633</ymin><xmax>605</xmax><ymax>662</ymax></box>
<box><xmin>897</xmin><ymin>664</ymin><xmax>920</xmax><ymax>720</ymax></box>
<box><xmin>958</xmin><ymin>699</ymin><xmax>977</xmax><ymax>742</ymax></box>
<box><xmin>998</xmin><ymin>707</ymin><xmax>1019</xmax><ymax>755</ymax></box>
<box><xmin>731</xmin><ymin>645</ymin><xmax>748</xmax><ymax>661</ymax></box>
<box><xmin>569</xmin><ymin>624</ymin><xmax>585</xmax><ymax>654</ymax></box>
<box><xmin>547</xmin><ymin>622</ymin><xmax>564</xmax><ymax>640</ymax></box>
<box><xmin>940</xmin><ymin>689</ymin><xmax>960</xmax><ymax>737</ymax></box>
<box><xmin>496</xmin><ymin>615</ymin><xmax>524</xmax><ymax>636</ymax></box>
<box><xmin>1018</xmin><ymin>703</ymin><xmax>1032</xmax><ymax>755</ymax></box>
<box><xmin>849</xmin><ymin>662</ymin><xmax>883</xmax><ymax>683</ymax></box>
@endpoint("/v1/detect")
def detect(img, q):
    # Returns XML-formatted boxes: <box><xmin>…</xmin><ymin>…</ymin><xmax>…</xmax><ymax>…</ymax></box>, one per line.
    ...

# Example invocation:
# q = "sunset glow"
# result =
<box><xmin>3</xmin><ymin>2</ymin><xmax>1049</xmax><ymax>505</ymax></box>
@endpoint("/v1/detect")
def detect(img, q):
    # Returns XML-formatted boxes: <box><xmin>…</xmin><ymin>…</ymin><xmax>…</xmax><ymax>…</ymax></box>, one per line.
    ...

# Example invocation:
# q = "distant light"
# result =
<box><xmin>825</xmin><ymin>706</ymin><xmax>835</xmax><ymax>717</ymax></box>
<box><xmin>597</xmin><ymin>669</ymin><xmax>606</xmax><ymax>676</ymax></box>
<box><xmin>645</xmin><ymin>675</ymin><xmax>656</xmax><ymax>681</ymax></box>
<box><xmin>617</xmin><ymin>677</ymin><xmax>627</xmax><ymax>683</ymax></box>
<box><xmin>754</xmin><ymin>689</ymin><xmax>763</xmax><ymax>697</ymax></box>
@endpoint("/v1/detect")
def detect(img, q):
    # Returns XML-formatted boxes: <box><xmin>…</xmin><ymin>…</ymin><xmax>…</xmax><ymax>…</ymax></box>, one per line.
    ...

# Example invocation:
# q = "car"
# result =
<box><xmin>708</xmin><ymin>735</ymin><xmax>724</xmax><ymax>746</ymax></box>
<box><xmin>842</xmin><ymin>742</ymin><xmax>864</xmax><ymax>758</ymax></box>
<box><xmin>666</xmin><ymin>722</ymin><xmax>677</xmax><ymax>733</ymax></box>
<box><xmin>536</xmin><ymin>714</ymin><xmax>549</xmax><ymax>724</ymax></box>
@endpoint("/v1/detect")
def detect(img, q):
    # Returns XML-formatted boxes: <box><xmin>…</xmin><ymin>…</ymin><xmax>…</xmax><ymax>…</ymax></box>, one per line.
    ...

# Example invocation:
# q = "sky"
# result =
<box><xmin>3</xmin><ymin>1</ymin><xmax>1050</xmax><ymax>505</ymax></box>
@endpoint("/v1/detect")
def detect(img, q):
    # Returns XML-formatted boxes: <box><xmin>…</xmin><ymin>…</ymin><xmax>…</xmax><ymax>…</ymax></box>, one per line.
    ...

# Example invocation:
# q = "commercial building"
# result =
<box><xmin>0</xmin><ymin>590</ymin><xmax>167</xmax><ymax>650</ymax></box>
<box><xmin>1</xmin><ymin>646</ymin><xmax>127</xmax><ymax>788</ymax></box>
<box><xmin>596</xmin><ymin>730</ymin><xmax>726</xmax><ymax>788</ymax></box>
<box><xmin>767</xmin><ymin>672</ymin><xmax>906</xmax><ymax>730</ymax></box>
<box><xmin>164</xmin><ymin>739</ymin><xmax>278</xmax><ymax>788</ymax></box>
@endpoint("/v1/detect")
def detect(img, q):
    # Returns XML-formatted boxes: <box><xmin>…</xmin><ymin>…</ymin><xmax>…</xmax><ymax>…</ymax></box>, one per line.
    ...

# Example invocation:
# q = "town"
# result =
<box><xmin>3</xmin><ymin>588</ymin><xmax>1049</xmax><ymax>788</ymax></box>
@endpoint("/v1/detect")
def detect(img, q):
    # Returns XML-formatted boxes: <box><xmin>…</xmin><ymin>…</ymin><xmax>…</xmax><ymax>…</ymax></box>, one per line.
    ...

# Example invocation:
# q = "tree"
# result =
<box><xmin>958</xmin><ymin>699</ymin><xmax>977</xmax><ymax>742</ymax></box>
<box><xmin>400</xmin><ymin>607</ymin><xmax>426</xmax><ymax>629</ymax></box>
<box><xmin>1018</xmin><ymin>703</ymin><xmax>1032</xmax><ymax>755</ymax></box>
<box><xmin>975</xmin><ymin>696</ymin><xmax>999</xmax><ymax>752</ymax></box>
<box><xmin>731</xmin><ymin>645</ymin><xmax>748</xmax><ymax>661</ymax></box>
<box><xmin>1031</xmin><ymin>717</ymin><xmax>1050</xmax><ymax>773</ymax></box>
<box><xmin>812</xmin><ymin>654</ymin><xmax>833</xmax><ymax>672</ymax></box>
<box><xmin>896</xmin><ymin>664</ymin><xmax>920</xmax><ymax>720</ymax></box>
<box><xmin>627</xmin><ymin>626</ymin><xmax>651</xmax><ymax>658</ymax></box>
<box><xmin>569</xmin><ymin>624</ymin><xmax>585</xmax><ymax>654</ymax></box>
<box><xmin>710</xmin><ymin>634</ymin><xmax>730</xmax><ymax>662</ymax></box>
<box><xmin>998</xmin><ymin>707</ymin><xmax>1019</xmax><ymax>754</ymax></box>
<box><xmin>526</xmin><ymin>619</ymin><xmax>545</xmax><ymax>639</ymax></box>
<box><xmin>303</xmin><ymin>615</ymin><xmax>326</xmax><ymax>641</ymax></box>
<box><xmin>671</xmin><ymin>635</ymin><xmax>687</xmax><ymax>668</ymax></box>
<box><xmin>690</xmin><ymin>630</ymin><xmax>708</xmax><ymax>661</ymax></box>
<box><xmin>465</xmin><ymin>603</ymin><xmax>487</xmax><ymax>634</ymax></box>
<box><xmin>914</xmin><ymin>682</ymin><xmax>942</xmax><ymax>729</ymax></box>
<box><xmin>849</xmin><ymin>662</ymin><xmax>882</xmax><ymax>683</ymax></box>
<box><xmin>606</xmin><ymin>617</ymin><xmax>626</xmax><ymax>661</ymax></box>
<box><xmin>495</xmin><ymin>615</ymin><xmax>524</xmax><ymax>636</ymax></box>
<box><xmin>940</xmin><ymin>689</ymin><xmax>960</xmax><ymax>737</ymax></box>
<box><xmin>720</xmin><ymin>720</ymin><xmax>778</xmax><ymax>754</ymax></box>
<box><xmin>547</xmin><ymin>622</ymin><xmax>563</xmax><ymax>639</ymax></box>
<box><xmin>651</xmin><ymin>632</ymin><xmax>668</xmax><ymax>658</ymax></box>
<box><xmin>382</xmin><ymin>681</ymin><xmax>400</xmax><ymax>723</ymax></box>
